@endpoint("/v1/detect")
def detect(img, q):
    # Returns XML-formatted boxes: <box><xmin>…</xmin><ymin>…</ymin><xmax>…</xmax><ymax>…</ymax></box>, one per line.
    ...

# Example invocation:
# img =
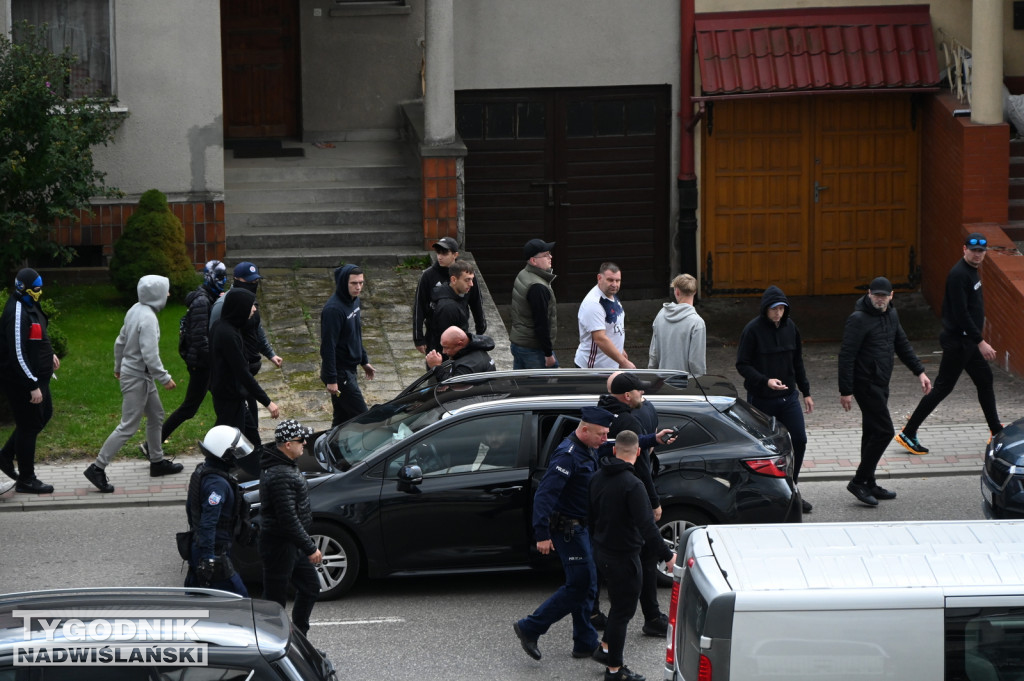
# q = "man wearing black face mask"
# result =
<box><xmin>210</xmin><ymin>262</ymin><xmax>283</xmax><ymax>437</ymax></box>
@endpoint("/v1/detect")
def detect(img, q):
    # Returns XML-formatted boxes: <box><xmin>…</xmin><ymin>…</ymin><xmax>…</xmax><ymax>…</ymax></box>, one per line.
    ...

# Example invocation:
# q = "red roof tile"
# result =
<box><xmin>695</xmin><ymin>5</ymin><xmax>940</xmax><ymax>96</ymax></box>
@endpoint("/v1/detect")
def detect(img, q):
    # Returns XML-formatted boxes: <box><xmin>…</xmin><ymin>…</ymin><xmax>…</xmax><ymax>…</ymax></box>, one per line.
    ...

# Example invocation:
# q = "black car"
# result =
<box><xmin>0</xmin><ymin>586</ymin><xmax>335</xmax><ymax>680</ymax></box>
<box><xmin>981</xmin><ymin>417</ymin><xmax>1024</xmax><ymax>518</ymax></box>
<box><xmin>237</xmin><ymin>369</ymin><xmax>802</xmax><ymax>599</ymax></box>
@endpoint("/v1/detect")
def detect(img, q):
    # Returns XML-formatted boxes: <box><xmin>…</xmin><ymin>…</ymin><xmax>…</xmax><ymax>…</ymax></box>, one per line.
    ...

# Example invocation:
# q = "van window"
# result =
<box><xmin>945</xmin><ymin>606</ymin><xmax>1024</xmax><ymax>681</ymax></box>
<box><xmin>678</xmin><ymin>569</ymin><xmax>710</xmax><ymax>680</ymax></box>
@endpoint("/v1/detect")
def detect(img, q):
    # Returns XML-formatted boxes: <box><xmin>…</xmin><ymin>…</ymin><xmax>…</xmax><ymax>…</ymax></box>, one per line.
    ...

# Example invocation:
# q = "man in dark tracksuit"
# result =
<box><xmin>412</xmin><ymin>236</ymin><xmax>486</xmax><ymax>355</ymax></box>
<box><xmin>425</xmin><ymin>327</ymin><xmax>496</xmax><ymax>382</ymax></box>
<box><xmin>593</xmin><ymin>372</ymin><xmax>666</xmax><ymax>637</ymax></box>
<box><xmin>209</xmin><ymin>287</ymin><xmax>280</xmax><ymax>447</ymax></box>
<box><xmin>897</xmin><ymin>233</ymin><xmax>1003</xmax><ymax>454</ymax></box>
<box><xmin>185</xmin><ymin>425</ymin><xmax>255</xmax><ymax>596</ymax></box>
<box><xmin>0</xmin><ymin>268</ymin><xmax>57</xmax><ymax>494</ymax></box>
<box><xmin>839</xmin><ymin>277</ymin><xmax>931</xmax><ymax>506</ymax></box>
<box><xmin>259</xmin><ymin>419</ymin><xmax>322</xmax><ymax>635</ymax></box>
<box><xmin>590</xmin><ymin>430</ymin><xmax>676</xmax><ymax>681</ymax></box>
<box><xmin>320</xmin><ymin>264</ymin><xmax>376</xmax><ymax>427</ymax></box>
<box><xmin>513</xmin><ymin>406</ymin><xmax>615</xmax><ymax>662</ymax></box>
<box><xmin>162</xmin><ymin>260</ymin><xmax>225</xmax><ymax>444</ymax></box>
<box><xmin>736</xmin><ymin>285</ymin><xmax>814</xmax><ymax>513</ymax></box>
<box><xmin>427</xmin><ymin>260</ymin><xmax>475</xmax><ymax>356</ymax></box>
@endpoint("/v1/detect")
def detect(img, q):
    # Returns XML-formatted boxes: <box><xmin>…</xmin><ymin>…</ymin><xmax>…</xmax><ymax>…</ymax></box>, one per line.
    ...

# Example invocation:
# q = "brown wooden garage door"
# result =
<box><xmin>702</xmin><ymin>94</ymin><xmax>920</xmax><ymax>296</ymax></box>
<box><xmin>457</xmin><ymin>86</ymin><xmax>670</xmax><ymax>304</ymax></box>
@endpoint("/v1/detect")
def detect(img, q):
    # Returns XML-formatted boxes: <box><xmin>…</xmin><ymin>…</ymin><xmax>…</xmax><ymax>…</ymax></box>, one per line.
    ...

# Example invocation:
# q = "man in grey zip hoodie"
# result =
<box><xmin>647</xmin><ymin>274</ymin><xmax>706</xmax><ymax>377</ymax></box>
<box><xmin>85</xmin><ymin>275</ymin><xmax>182</xmax><ymax>493</ymax></box>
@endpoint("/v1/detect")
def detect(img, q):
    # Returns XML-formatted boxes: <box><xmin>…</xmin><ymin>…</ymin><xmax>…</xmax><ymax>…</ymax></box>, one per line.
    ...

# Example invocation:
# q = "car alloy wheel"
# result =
<box><xmin>310</xmin><ymin>521</ymin><xmax>361</xmax><ymax>600</ymax></box>
<box><xmin>656</xmin><ymin>508</ymin><xmax>712</xmax><ymax>586</ymax></box>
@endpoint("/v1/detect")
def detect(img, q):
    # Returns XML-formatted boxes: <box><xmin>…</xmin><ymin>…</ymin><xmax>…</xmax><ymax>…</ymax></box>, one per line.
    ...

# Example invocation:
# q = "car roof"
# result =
<box><xmin>0</xmin><ymin>587</ymin><xmax>290</xmax><ymax>659</ymax></box>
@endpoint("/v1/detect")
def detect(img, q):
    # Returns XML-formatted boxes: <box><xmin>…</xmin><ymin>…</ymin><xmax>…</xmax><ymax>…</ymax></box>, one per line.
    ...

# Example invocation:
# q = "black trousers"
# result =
<box><xmin>905</xmin><ymin>332</ymin><xmax>1001</xmax><ymax>436</ymax></box>
<box><xmin>594</xmin><ymin>549</ymin><xmax>642</xmax><ymax>669</ymax></box>
<box><xmin>162</xmin><ymin>365</ymin><xmax>211</xmax><ymax>441</ymax></box>
<box><xmin>259</xmin><ymin>536</ymin><xmax>321</xmax><ymax>635</ymax></box>
<box><xmin>594</xmin><ymin>541</ymin><xmax>662</xmax><ymax>623</ymax></box>
<box><xmin>0</xmin><ymin>378</ymin><xmax>52</xmax><ymax>482</ymax></box>
<box><xmin>212</xmin><ymin>394</ymin><xmax>260</xmax><ymax>447</ymax></box>
<box><xmin>330</xmin><ymin>369</ymin><xmax>368</xmax><ymax>427</ymax></box>
<box><xmin>853</xmin><ymin>381</ymin><xmax>892</xmax><ymax>484</ymax></box>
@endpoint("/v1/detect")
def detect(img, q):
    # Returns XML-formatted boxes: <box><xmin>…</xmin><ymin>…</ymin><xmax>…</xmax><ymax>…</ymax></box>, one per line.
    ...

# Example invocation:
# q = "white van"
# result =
<box><xmin>665</xmin><ymin>520</ymin><xmax>1024</xmax><ymax>681</ymax></box>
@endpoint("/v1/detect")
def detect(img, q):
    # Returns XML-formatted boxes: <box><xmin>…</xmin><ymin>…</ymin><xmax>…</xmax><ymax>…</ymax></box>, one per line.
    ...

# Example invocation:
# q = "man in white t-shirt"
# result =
<box><xmin>574</xmin><ymin>262</ymin><xmax>634</xmax><ymax>369</ymax></box>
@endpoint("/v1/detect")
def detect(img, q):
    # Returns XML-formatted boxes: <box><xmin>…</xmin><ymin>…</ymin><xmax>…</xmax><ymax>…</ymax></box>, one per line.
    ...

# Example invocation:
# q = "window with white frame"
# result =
<box><xmin>10</xmin><ymin>0</ymin><xmax>113</xmax><ymax>97</ymax></box>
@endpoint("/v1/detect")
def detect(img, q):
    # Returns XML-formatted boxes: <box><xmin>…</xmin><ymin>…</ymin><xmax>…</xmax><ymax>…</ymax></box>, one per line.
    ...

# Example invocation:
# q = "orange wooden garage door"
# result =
<box><xmin>703</xmin><ymin>94</ymin><xmax>919</xmax><ymax>295</ymax></box>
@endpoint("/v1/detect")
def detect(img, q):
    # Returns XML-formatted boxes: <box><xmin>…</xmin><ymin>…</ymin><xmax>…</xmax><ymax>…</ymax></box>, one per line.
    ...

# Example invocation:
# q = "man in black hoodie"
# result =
<box><xmin>427</xmin><ymin>260</ymin><xmax>475</xmax><ymax>355</ymax></box>
<box><xmin>736</xmin><ymin>285</ymin><xmax>814</xmax><ymax>513</ymax></box>
<box><xmin>839</xmin><ymin>277</ymin><xmax>932</xmax><ymax>506</ymax></box>
<box><xmin>320</xmin><ymin>264</ymin><xmax>375</xmax><ymax>426</ymax></box>
<box><xmin>259</xmin><ymin>419</ymin><xmax>322</xmax><ymax>635</ymax></box>
<box><xmin>412</xmin><ymin>236</ymin><xmax>486</xmax><ymax>354</ymax></box>
<box><xmin>590</xmin><ymin>430</ymin><xmax>676</xmax><ymax>681</ymax></box>
<box><xmin>425</xmin><ymin>326</ymin><xmax>496</xmax><ymax>381</ymax></box>
<box><xmin>209</xmin><ymin>287</ymin><xmax>280</xmax><ymax>446</ymax></box>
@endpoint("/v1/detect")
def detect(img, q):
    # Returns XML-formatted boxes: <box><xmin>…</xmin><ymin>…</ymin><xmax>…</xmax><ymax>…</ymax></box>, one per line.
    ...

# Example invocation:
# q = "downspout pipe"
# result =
<box><xmin>677</xmin><ymin>0</ymin><xmax>699</xmax><ymax>282</ymax></box>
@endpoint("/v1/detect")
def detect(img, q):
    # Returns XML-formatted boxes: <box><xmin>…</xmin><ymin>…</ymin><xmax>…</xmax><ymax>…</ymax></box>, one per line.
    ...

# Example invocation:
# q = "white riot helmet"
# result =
<box><xmin>198</xmin><ymin>425</ymin><xmax>254</xmax><ymax>465</ymax></box>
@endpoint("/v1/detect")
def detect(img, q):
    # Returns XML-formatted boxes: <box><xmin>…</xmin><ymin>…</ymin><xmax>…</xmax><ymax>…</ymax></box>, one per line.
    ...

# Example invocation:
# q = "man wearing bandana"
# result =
<box><xmin>0</xmin><ymin>268</ymin><xmax>59</xmax><ymax>494</ymax></box>
<box><xmin>574</xmin><ymin>262</ymin><xmax>634</xmax><ymax>369</ymax></box>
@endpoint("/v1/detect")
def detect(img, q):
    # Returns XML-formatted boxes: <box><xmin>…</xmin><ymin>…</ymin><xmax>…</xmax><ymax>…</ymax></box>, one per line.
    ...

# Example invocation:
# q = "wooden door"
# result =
<box><xmin>221</xmin><ymin>0</ymin><xmax>300</xmax><ymax>139</ymax></box>
<box><xmin>702</xmin><ymin>94</ymin><xmax>920</xmax><ymax>296</ymax></box>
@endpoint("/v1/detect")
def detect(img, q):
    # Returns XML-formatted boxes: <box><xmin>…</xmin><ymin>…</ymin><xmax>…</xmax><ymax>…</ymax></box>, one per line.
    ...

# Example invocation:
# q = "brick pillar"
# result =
<box><xmin>421</xmin><ymin>155</ymin><xmax>458</xmax><ymax>249</ymax></box>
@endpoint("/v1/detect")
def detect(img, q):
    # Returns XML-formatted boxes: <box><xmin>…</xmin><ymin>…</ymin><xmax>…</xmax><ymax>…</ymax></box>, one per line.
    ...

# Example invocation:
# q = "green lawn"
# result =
<box><xmin>0</xmin><ymin>281</ymin><xmax>215</xmax><ymax>461</ymax></box>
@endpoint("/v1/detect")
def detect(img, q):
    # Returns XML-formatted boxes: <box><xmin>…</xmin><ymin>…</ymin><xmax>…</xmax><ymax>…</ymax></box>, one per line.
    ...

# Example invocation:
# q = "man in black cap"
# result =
<box><xmin>897</xmin><ymin>233</ymin><xmax>1003</xmax><ymax>455</ymax></box>
<box><xmin>412</xmin><ymin>236</ymin><xmax>486</xmax><ymax>355</ymax></box>
<box><xmin>425</xmin><ymin>326</ymin><xmax>496</xmax><ymax>381</ymax></box>
<box><xmin>0</xmin><ymin>268</ymin><xmax>58</xmax><ymax>493</ymax></box>
<box><xmin>509</xmin><ymin>238</ymin><xmax>558</xmax><ymax>369</ymax></box>
<box><xmin>259</xmin><ymin>419</ymin><xmax>322</xmax><ymax>635</ymax></box>
<box><xmin>839</xmin><ymin>276</ymin><xmax>931</xmax><ymax>506</ymax></box>
<box><xmin>513</xmin><ymin>405</ymin><xmax>614</xmax><ymax>662</ymax></box>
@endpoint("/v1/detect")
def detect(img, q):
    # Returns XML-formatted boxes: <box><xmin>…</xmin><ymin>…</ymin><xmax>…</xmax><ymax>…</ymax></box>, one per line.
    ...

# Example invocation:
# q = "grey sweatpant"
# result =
<box><xmin>96</xmin><ymin>373</ymin><xmax>166</xmax><ymax>468</ymax></box>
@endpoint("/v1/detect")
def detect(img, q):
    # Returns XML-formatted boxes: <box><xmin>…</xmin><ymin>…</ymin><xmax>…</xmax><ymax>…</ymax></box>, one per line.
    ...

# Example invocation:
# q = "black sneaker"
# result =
<box><xmin>605</xmin><ymin>665</ymin><xmax>645</xmax><ymax>681</ymax></box>
<box><xmin>895</xmin><ymin>432</ymin><xmax>929</xmax><ymax>455</ymax></box>
<box><xmin>847</xmin><ymin>480</ymin><xmax>879</xmax><ymax>507</ymax></box>
<box><xmin>590</xmin><ymin>610</ymin><xmax>608</xmax><ymax>630</ymax></box>
<box><xmin>572</xmin><ymin>645</ymin><xmax>601</xmax><ymax>659</ymax></box>
<box><xmin>870</xmin><ymin>485</ymin><xmax>897</xmax><ymax>500</ymax></box>
<box><xmin>592</xmin><ymin>647</ymin><xmax>609</xmax><ymax>664</ymax></box>
<box><xmin>84</xmin><ymin>463</ymin><xmax>115</xmax><ymax>493</ymax></box>
<box><xmin>641</xmin><ymin>614</ymin><xmax>668</xmax><ymax>637</ymax></box>
<box><xmin>15</xmin><ymin>478</ymin><xmax>54</xmax><ymax>494</ymax></box>
<box><xmin>150</xmin><ymin>459</ymin><xmax>184</xmax><ymax>477</ymax></box>
<box><xmin>801</xmin><ymin>498</ymin><xmax>813</xmax><ymax>514</ymax></box>
<box><xmin>0</xmin><ymin>452</ymin><xmax>16</xmax><ymax>481</ymax></box>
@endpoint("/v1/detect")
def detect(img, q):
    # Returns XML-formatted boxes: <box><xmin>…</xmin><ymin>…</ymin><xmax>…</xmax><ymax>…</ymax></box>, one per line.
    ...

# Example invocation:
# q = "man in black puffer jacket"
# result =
<box><xmin>839</xmin><ymin>277</ymin><xmax>931</xmax><ymax>506</ymax></box>
<box><xmin>425</xmin><ymin>326</ymin><xmax>496</xmax><ymax>382</ymax></box>
<box><xmin>259</xmin><ymin>419</ymin><xmax>322</xmax><ymax>635</ymax></box>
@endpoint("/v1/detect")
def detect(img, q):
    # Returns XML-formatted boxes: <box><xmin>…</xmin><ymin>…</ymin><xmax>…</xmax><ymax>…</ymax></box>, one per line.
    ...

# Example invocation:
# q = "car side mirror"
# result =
<box><xmin>397</xmin><ymin>464</ymin><xmax>423</xmax><ymax>493</ymax></box>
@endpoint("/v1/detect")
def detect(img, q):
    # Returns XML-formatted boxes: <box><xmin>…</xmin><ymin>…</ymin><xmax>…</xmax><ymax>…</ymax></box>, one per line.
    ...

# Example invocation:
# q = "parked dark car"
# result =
<box><xmin>981</xmin><ymin>417</ymin><xmax>1024</xmax><ymax>518</ymax></box>
<box><xmin>236</xmin><ymin>369</ymin><xmax>802</xmax><ymax>599</ymax></box>
<box><xmin>0</xmin><ymin>586</ymin><xmax>335</xmax><ymax>680</ymax></box>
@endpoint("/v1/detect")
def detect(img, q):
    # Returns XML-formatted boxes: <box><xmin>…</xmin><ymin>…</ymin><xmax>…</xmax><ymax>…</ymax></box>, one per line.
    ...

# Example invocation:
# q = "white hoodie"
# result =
<box><xmin>648</xmin><ymin>302</ymin><xmax>706</xmax><ymax>376</ymax></box>
<box><xmin>113</xmin><ymin>275</ymin><xmax>173</xmax><ymax>385</ymax></box>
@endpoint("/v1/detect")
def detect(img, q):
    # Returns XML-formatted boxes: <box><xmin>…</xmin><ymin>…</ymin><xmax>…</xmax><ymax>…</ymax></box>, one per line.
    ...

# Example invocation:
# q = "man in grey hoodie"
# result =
<box><xmin>647</xmin><ymin>274</ymin><xmax>706</xmax><ymax>377</ymax></box>
<box><xmin>85</xmin><ymin>275</ymin><xmax>182</xmax><ymax>493</ymax></box>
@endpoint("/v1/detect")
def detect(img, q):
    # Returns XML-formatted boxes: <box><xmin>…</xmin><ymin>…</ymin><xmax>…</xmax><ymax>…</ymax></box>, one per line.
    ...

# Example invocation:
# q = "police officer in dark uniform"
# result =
<box><xmin>590</xmin><ymin>430</ymin><xmax>676</xmax><ymax>681</ymax></box>
<box><xmin>185</xmin><ymin>425</ymin><xmax>255</xmax><ymax>596</ymax></box>
<box><xmin>513</xmin><ymin>406</ymin><xmax>615</xmax><ymax>662</ymax></box>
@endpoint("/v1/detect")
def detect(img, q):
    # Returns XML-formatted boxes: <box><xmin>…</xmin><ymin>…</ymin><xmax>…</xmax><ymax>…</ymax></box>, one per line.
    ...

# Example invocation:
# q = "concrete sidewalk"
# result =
<box><xmin>2</xmin><ymin>262</ymin><xmax>1020</xmax><ymax>511</ymax></box>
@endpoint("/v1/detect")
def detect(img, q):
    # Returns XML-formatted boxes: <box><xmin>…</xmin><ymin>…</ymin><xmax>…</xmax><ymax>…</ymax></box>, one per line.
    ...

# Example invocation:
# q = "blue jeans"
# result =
<box><xmin>517</xmin><ymin>525</ymin><xmax>598</xmax><ymax>653</ymax></box>
<box><xmin>511</xmin><ymin>343</ymin><xmax>556</xmax><ymax>370</ymax></box>
<box><xmin>748</xmin><ymin>390</ymin><xmax>807</xmax><ymax>482</ymax></box>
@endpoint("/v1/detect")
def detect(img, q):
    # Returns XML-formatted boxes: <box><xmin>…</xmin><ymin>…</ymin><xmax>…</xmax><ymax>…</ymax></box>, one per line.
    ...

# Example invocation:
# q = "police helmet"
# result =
<box><xmin>198</xmin><ymin>425</ymin><xmax>254</xmax><ymax>464</ymax></box>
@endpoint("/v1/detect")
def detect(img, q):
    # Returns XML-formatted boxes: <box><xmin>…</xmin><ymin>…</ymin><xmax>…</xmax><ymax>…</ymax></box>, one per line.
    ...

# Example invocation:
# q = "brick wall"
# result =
<box><xmin>421</xmin><ymin>156</ymin><xmax>458</xmax><ymax>249</ymax></box>
<box><xmin>921</xmin><ymin>93</ymin><xmax>1024</xmax><ymax>377</ymax></box>
<box><xmin>52</xmin><ymin>198</ymin><xmax>226</xmax><ymax>269</ymax></box>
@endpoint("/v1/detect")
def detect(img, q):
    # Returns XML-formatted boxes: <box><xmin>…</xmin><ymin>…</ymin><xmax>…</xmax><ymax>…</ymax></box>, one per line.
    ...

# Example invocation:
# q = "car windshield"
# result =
<box><xmin>321</xmin><ymin>390</ymin><xmax>448</xmax><ymax>468</ymax></box>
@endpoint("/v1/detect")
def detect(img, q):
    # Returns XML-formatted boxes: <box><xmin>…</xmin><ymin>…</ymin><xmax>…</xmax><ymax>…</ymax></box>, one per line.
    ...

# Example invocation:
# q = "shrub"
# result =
<box><xmin>109</xmin><ymin>189</ymin><xmax>200</xmax><ymax>302</ymax></box>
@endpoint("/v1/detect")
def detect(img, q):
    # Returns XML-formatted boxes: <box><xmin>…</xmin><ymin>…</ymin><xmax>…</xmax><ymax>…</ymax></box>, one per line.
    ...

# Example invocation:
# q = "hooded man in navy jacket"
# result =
<box><xmin>320</xmin><ymin>264</ymin><xmax>375</xmax><ymax>426</ymax></box>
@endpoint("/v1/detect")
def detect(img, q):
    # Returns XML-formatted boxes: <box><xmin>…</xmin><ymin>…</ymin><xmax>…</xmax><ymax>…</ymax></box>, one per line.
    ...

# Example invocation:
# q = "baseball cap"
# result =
<box><xmin>433</xmin><ymin>236</ymin><xmax>459</xmax><ymax>252</ymax></box>
<box><xmin>524</xmin><ymin>238</ymin><xmax>555</xmax><ymax>259</ymax></box>
<box><xmin>869</xmin><ymin>276</ymin><xmax>893</xmax><ymax>295</ymax></box>
<box><xmin>274</xmin><ymin>418</ymin><xmax>314</xmax><ymax>444</ymax></box>
<box><xmin>769</xmin><ymin>301</ymin><xmax>787</xmax><ymax>309</ymax></box>
<box><xmin>965</xmin><ymin>233</ymin><xmax>988</xmax><ymax>251</ymax></box>
<box><xmin>233</xmin><ymin>262</ymin><xmax>262</xmax><ymax>282</ymax></box>
<box><xmin>609</xmin><ymin>372</ymin><xmax>653</xmax><ymax>394</ymax></box>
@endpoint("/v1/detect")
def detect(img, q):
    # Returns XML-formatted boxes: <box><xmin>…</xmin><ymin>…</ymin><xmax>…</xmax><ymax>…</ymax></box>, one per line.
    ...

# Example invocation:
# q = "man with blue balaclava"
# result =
<box><xmin>0</xmin><ymin>268</ymin><xmax>59</xmax><ymax>494</ymax></box>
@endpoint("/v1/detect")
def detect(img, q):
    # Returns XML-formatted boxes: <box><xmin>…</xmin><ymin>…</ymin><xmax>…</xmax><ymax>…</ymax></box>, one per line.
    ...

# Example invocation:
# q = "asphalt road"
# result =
<box><xmin>0</xmin><ymin>475</ymin><xmax>989</xmax><ymax>680</ymax></box>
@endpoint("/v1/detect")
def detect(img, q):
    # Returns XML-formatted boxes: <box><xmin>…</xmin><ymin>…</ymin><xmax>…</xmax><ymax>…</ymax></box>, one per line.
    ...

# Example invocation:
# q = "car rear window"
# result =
<box><xmin>723</xmin><ymin>400</ymin><xmax>777</xmax><ymax>440</ymax></box>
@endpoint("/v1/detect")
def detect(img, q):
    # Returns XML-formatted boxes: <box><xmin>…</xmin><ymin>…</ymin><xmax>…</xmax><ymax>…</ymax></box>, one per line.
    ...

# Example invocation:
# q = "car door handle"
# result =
<box><xmin>488</xmin><ymin>486</ymin><xmax>523</xmax><ymax>496</ymax></box>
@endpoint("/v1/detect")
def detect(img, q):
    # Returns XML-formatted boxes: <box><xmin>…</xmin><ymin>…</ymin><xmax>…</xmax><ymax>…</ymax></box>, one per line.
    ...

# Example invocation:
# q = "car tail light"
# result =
<box><xmin>699</xmin><ymin>654</ymin><xmax>712</xmax><ymax>681</ymax></box>
<box><xmin>665</xmin><ymin>579</ymin><xmax>680</xmax><ymax>666</ymax></box>
<box><xmin>742</xmin><ymin>454</ymin><xmax>789</xmax><ymax>477</ymax></box>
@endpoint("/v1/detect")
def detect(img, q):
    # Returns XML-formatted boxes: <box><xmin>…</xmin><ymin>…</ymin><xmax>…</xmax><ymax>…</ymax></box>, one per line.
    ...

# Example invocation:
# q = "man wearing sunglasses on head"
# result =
<box><xmin>896</xmin><ymin>233</ymin><xmax>1003</xmax><ymax>455</ymax></box>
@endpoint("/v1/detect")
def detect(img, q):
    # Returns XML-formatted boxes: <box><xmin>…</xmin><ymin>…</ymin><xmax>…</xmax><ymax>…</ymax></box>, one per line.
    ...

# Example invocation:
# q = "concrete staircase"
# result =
<box><xmin>224</xmin><ymin>140</ymin><xmax>427</xmax><ymax>268</ymax></box>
